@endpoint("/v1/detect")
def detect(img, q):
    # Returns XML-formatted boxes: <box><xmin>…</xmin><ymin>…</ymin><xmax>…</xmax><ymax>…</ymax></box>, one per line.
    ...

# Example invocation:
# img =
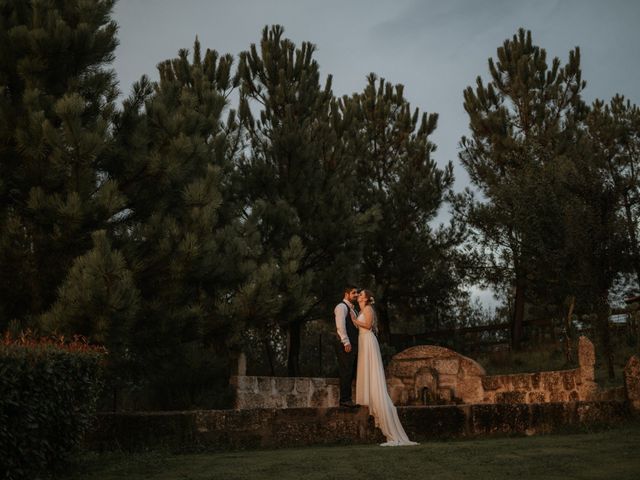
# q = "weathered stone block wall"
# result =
<box><xmin>86</xmin><ymin>401</ymin><xmax>632</xmax><ymax>452</ymax></box>
<box><xmin>230</xmin><ymin>336</ymin><xmax>634</xmax><ymax>409</ymax></box>
<box><xmin>481</xmin><ymin>369</ymin><xmax>582</xmax><ymax>403</ymax></box>
<box><xmin>385</xmin><ymin>345</ymin><xmax>486</xmax><ymax>405</ymax></box>
<box><xmin>385</xmin><ymin>336</ymin><xmax>626</xmax><ymax>406</ymax></box>
<box><xmin>230</xmin><ymin>375</ymin><xmax>340</xmax><ymax>409</ymax></box>
<box><xmin>625</xmin><ymin>355</ymin><xmax>640</xmax><ymax>412</ymax></box>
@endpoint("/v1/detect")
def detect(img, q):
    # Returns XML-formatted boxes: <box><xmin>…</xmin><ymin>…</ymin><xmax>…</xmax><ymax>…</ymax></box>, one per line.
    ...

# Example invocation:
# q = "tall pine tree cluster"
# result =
<box><xmin>342</xmin><ymin>74</ymin><xmax>465</xmax><ymax>340</ymax></box>
<box><xmin>1</xmin><ymin>4</ymin><xmax>460</xmax><ymax>404</ymax></box>
<box><xmin>457</xmin><ymin>29</ymin><xmax>588</xmax><ymax>349</ymax></box>
<box><xmin>1</xmin><ymin>0</ymin><xmax>120</xmax><ymax>329</ymax></box>
<box><xmin>235</xmin><ymin>27</ymin><xmax>381</xmax><ymax>375</ymax></box>
<box><xmin>458</xmin><ymin>29</ymin><xmax>640</xmax><ymax>377</ymax></box>
<box><xmin>4</xmin><ymin>3</ymin><xmax>636</xmax><ymax>402</ymax></box>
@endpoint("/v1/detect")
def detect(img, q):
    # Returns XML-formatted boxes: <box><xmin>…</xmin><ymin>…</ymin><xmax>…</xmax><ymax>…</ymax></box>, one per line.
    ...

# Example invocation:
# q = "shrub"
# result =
<box><xmin>0</xmin><ymin>332</ymin><xmax>106</xmax><ymax>479</ymax></box>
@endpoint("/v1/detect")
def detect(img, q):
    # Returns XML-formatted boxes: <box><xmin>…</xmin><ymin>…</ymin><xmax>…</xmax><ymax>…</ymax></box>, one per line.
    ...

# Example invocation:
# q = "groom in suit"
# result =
<box><xmin>334</xmin><ymin>285</ymin><xmax>359</xmax><ymax>408</ymax></box>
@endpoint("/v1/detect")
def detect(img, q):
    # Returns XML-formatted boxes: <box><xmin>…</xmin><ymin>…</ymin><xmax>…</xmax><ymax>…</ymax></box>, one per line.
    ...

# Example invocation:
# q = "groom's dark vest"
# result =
<box><xmin>341</xmin><ymin>301</ymin><xmax>359</xmax><ymax>345</ymax></box>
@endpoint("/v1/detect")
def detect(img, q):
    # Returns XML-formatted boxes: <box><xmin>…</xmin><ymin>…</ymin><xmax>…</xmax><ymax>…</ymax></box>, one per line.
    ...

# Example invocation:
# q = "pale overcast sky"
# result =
<box><xmin>111</xmin><ymin>0</ymin><xmax>640</xmax><ymax>306</ymax></box>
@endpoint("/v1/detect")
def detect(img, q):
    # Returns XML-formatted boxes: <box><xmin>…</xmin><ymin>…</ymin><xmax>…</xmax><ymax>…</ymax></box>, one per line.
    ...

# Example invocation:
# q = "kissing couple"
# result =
<box><xmin>334</xmin><ymin>285</ymin><xmax>418</xmax><ymax>446</ymax></box>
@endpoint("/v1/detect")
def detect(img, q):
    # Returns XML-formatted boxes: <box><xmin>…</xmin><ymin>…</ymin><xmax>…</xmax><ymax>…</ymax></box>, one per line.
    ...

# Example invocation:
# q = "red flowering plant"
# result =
<box><xmin>2</xmin><ymin>329</ymin><xmax>108</xmax><ymax>354</ymax></box>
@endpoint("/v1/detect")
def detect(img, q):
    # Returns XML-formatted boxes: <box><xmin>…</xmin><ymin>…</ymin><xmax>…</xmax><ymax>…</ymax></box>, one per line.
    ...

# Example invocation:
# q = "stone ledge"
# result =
<box><xmin>231</xmin><ymin>376</ymin><xmax>341</xmax><ymax>409</ymax></box>
<box><xmin>86</xmin><ymin>401</ymin><xmax>631</xmax><ymax>452</ymax></box>
<box><xmin>383</xmin><ymin>336</ymin><xmax>614</xmax><ymax>406</ymax></box>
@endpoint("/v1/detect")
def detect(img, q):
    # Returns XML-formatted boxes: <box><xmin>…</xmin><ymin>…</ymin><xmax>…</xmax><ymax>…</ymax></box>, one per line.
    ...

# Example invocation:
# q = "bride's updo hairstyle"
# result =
<box><xmin>361</xmin><ymin>289</ymin><xmax>375</xmax><ymax>306</ymax></box>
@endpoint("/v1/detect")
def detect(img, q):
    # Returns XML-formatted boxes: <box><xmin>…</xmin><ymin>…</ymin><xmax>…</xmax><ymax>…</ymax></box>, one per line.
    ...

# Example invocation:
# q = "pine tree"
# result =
<box><xmin>41</xmin><ymin>230</ymin><xmax>139</xmax><ymax>350</ymax></box>
<box><xmin>559</xmin><ymin>97</ymin><xmax>634</xmax><ymax>379</ymax></box>
<box><xmin>457</xmin><ymin>28</ymin><xmax>586</xmax><ymax>348</ymax></box>
<box><xmin>343</xmin><ymin>74</ymin><xmax>463</xmax><ymax>339</ymax></box>
<box><xmin>103</xmin><ymin>40</ymin><xmax>253</xmax><ymax>405</ymax></box>
<box><xmin>236</xmin><ymin>26</ymin><xmax>372</xmax><ymax>375</ymax></box>
<box><xmin>0</xmin><ymin>0</ymin><xmax>121</xmax><ymax>329</ymax></box>
<box><xmin>587</xmin><ymin>96</ymin><xmax>640</xmax><ymax>287</ymax></box>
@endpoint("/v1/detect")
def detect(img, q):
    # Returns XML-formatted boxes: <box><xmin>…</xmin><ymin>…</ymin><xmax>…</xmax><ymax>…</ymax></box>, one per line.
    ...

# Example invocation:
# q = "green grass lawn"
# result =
<box><xmin>65</xmin><ymin>422</ymin><xmax>640</xmax><ymax>480</ymax></box>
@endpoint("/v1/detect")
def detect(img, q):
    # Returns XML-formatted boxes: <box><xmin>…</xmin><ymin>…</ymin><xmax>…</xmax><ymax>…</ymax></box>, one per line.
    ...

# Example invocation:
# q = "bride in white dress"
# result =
<box><xmin>353</xmin><ymin>289</ymin><xmax>418</xmax><ymax>447</ymax></box>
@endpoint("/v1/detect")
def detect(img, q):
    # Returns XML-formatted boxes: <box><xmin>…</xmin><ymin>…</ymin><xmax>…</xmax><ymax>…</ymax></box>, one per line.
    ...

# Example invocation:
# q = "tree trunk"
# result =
<box><xmin>287</xmin><ymin>321</ymin><xmax>302</xmax><ymax>377</ymax></box>
<box><xmin>318</xmin><ymin>333</ymin><xmax>323</xmax><ymax>377</ymax></box>
<box><xmin>376</xmin><ymin>300</ymin><xmax>391</xmax><ymax>343</ymax></box>
<box><xmin>511</xmin><ymin>274</ymin><xmax>526</xmax><ymax>350</ymax></box>
<box><xmin>623</xmin><ymin>199</ymin><xmax>640</xmax><ymax>287</ymax></box>
<box><xmin>263</xmin><ymin>338</ymin><xmax>276</xmax><ymax>377</ymax></box>
<box><xmin>564</xmin><ymin>295</ymin><xmax>576</xmax><ymax>363</ymax></box>
<box><xmin>595</xmin><ymin>293</ymin><xmax>615</xmax><ymax>380</ymax></box>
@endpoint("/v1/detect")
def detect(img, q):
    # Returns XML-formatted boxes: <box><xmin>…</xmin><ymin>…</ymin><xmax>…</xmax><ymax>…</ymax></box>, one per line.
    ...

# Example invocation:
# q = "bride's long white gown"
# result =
<box><xmin>355</xmin><ymin>311</ymin><xmax>418</xmax><ymax>447</ymax></box>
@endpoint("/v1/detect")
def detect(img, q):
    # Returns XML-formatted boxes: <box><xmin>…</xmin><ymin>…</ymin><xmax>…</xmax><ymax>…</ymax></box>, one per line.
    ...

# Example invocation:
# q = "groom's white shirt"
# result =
<box><xmin>335</xmin><ymin>300</ymin><xmax>356</xmax><ymax>346</ymax></box>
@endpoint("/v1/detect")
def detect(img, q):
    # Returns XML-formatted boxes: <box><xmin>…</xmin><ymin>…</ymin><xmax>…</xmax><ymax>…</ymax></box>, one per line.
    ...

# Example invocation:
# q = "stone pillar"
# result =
<box><xmin>578</xmin><ymin>336</ymin><xmax>598</xmax><ymax>400</ymax></box>
<box><xmin>230</xmin><ymin>351</ymin><xmax>247</xmax><ymax>376</ymax></box>
<box><xmin>237</xmin><ymin>352</ymin><xmax>247</xmax><ymax>376</ymax></box>
<box><xmin>624</xmin><ymin>355</ymin><xmax>640</xmax><ymax>413</ymax></box>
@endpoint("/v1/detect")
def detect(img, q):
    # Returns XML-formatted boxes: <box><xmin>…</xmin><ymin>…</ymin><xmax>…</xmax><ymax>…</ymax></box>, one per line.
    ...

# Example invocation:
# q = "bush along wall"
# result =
<box><xmin>0</xmin><ymin>332</ymin><xmax>106</xmax><ymax>479</ymax></box>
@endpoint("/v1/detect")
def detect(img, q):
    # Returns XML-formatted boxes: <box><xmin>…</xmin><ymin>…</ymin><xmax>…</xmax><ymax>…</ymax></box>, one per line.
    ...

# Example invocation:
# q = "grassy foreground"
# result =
<box><xmin>66</xmin><ymin>422</ymin><xmax>640</xmax><ymax>480</ymax></box>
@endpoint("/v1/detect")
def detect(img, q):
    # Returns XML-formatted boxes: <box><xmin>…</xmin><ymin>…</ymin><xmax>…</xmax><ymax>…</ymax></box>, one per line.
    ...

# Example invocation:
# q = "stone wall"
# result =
<box><xmin>230</xmin><ymin>375</ymin><xmax>340</xmax><ymax>409</ymax></box>
<box><xmin>87</xmin><ymin>401</ymin><xmax>632</xmax><ymax>452</ymax></box>
<box><xmin>231</xmin><ymin>336</ymin><xmax>633</xmax><ymax>409</ymax></box>
<box><xmin>385</xmin><ymin>336</ymin><xmax>626</xmax><ymax>406</ymax></box>
<box><xmin>626</xmin><ymin>355</ymin><xmax>640</xmax><ymax>411</ymax></box>
<box><xmin>482</xmin><ymin>370</ymin><xmax>582</xmax><ymax>404</ymax></box>
<box><xmin>478</xmin><ymin>336</ymin><xmax>593</xmax><ymax>404</ymax></box>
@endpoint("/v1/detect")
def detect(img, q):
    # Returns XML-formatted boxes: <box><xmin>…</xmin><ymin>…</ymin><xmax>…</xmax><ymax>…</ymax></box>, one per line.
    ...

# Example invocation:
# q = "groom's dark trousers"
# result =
<box><xmin>335</xmin><ymin>304</ymin><xmax>359</xmax><ymax>404</ymax></box>
<box><xmin>335</xmin><ymin>341</ymin><xmax>357</xmax><ymax>404</ymax></box>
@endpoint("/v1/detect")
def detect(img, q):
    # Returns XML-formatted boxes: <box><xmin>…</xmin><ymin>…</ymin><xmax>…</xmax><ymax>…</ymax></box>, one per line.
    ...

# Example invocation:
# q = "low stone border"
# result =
<box><xmin>87</xmin><ymin>401</ymin><xmax>632</xmax><ymax>452</ymax></box>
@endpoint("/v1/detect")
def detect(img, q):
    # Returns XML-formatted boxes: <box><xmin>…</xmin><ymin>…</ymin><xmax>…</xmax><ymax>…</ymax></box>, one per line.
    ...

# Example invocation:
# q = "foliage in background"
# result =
<box><xmin>342</xmin><ymin>74</ymin><xmax>466</xmax><ymax>340</ymax></box>
<box><xmin>455</xmin><ymin>28</ymin><xmax>589</xmax><ymax>349</ymax></box>
<box><xmin>0</xmin><ymin>0</ymin><xmax>254</xmax><ymax>409</ymax></box>
<box><xmin>1</xmin><ymin>1</ymin><xmax>639</xmax><ymax>412</ymax></box>
<box><xmin>100</xmin><ymin>40</ymin><xmax>254</xmax><ymax>409</ymax></box>
<box><xmin>560</xmin><ymin>96</ymin><xmax>633</xmax><ymax>378</ymax></box>
<box><xmin>0</xmin><ymin>0</ymin><xmax>121</xmax><ymax>330</ymax></box>
<box><xmin>235</xmin><ymin>26</ymin><xmax>375</xmax><ymax>375</ymax></box>
<box><xmin>587</xmin><ymin>97</ymin><xmax>640</xmax><ymax>288</ymax></box>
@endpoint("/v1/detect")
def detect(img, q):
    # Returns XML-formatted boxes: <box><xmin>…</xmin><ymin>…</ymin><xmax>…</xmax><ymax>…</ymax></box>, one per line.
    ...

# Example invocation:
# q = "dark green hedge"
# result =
<box><xmin>0</xmin><ymin>334</ymin><xmax>106</xmax><ymax>479</ymax></box>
